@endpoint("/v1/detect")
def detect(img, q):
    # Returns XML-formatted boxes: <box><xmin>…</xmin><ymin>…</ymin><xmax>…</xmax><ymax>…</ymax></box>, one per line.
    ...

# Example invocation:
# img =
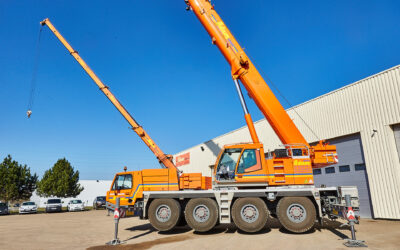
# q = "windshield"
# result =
<box><xmin>112</xmin><ymin>174</ymin><xmax>132</xmax><ymax>190</ymax></box>
<box><xmin>22</xmin><ymin>202</ymin><xmax>35</xmax><ymax>206</ymax></box>
<box><xmin>48</xmin><ymin>199</ymin><xmax>61</xmax><ymax>204</ymax></box>
<box><xmin>97</xmin><ymin>196</ymin><xmax>106</xmax><ymax>201</ymax></box>
<box><xmin>216</xmin><ymin>148</ymin><xmax>242</xmax><ymax>174</ymax></box>
<box><xmin>71</xmin><ymin>200</ymin><xmax>82</xmax><ymax>204</ymax></box>
<box><xmin>0</xmin><ymin>202</ymin><xmax>6</xmax><ymax>207</ymax></box>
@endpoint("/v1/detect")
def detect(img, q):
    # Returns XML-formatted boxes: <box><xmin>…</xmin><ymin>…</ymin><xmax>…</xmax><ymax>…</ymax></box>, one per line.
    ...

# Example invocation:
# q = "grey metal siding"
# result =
<box><xmin>313</xmin><ymin>134</ymin><xmax>373</xmax><ymax>218</ymax></box>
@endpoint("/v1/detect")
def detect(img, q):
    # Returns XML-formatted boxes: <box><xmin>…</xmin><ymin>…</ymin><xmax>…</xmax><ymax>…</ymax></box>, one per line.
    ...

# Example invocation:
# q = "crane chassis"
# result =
<box><xmin>106</xmin><ymin>183</ymin><xmax>359</xmax><ymax>233</ymax></box>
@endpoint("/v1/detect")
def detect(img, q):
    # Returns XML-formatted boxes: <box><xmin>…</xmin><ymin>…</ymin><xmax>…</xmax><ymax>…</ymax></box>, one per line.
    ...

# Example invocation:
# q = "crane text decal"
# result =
<box><xmin>176</xmin><ymin>152</ymin><xmax>190</xmax><ymax>167</ymax></box>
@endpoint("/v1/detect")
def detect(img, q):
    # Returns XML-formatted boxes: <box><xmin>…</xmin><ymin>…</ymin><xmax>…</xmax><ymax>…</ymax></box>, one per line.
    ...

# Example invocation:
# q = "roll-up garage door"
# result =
<box><xmin>312</xmin><ymin>133</ymin><xmax>373</xmax><ymax>218</ymax></box>
<box><xmin>393</xmin><ymin>124</ymin><xmax>400</xmax><ymax>161</ymax></box>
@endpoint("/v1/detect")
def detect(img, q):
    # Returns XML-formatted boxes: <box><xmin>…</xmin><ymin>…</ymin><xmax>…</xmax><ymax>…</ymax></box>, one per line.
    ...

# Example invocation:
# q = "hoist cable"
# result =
<box><xmin>27</xmin><ymin>26</ymin><xmax>43</xmax><ymax>111</ymax></box>
<box><xmin>262</xmin><ymin>72</ymin><xmax>321</xmax><ymax>141</ymax></box>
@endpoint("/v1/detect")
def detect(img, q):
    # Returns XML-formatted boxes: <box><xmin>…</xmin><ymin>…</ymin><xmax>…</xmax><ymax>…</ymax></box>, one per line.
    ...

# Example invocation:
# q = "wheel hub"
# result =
<box><xmin>156</xmin><ymin>205</ymin><xmax>171</xmax><ymax>222</ymax></box>
<box><xmin>240</xmin><ymin>204</ymin><xmax>259</xmax><ymax>223</ymax></box>
<box><xmin>193</xmin><ymin>205</ymin><xmax>210</xmax><ymax>223</ymax></box>
<box><xmin>287</xmin><ymin>203</ymin><xmax>307</xmax><ymax>223</ymax></box>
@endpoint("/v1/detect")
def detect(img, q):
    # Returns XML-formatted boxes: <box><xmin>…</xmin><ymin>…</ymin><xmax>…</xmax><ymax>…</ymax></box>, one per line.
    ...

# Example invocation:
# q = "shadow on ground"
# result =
<box><xmin>87</xmin><ymin>234</ymin><xmax>193</xmax><ymax>250</ymax></box>
<box><xmin>87</xmin><ymin>217</ymin><xmax>354</xmax><ymax>249</ymax></box>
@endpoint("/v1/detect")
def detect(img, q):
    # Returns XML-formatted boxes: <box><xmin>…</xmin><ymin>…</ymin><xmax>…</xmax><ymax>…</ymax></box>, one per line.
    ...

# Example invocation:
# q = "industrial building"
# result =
<box><xmin>174</xmin><ymin>65</ymin><xmax>400</xmax><ymax>220</ymax></box>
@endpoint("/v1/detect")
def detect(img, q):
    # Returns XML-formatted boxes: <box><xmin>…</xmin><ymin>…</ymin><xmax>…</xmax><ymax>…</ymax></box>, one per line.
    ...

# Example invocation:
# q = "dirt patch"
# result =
<box><xmin>0</xmin><ymin>210</ymin><xmax>399</xmax><ymax>250</ymax></box>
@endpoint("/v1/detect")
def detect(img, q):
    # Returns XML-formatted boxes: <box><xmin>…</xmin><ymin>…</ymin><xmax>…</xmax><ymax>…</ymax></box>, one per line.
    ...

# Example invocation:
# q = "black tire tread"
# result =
<box><xmin>276</xmin><ymin>197</ymin><xmax>316</xmax><ymax>233</ymax></box>
<box><xmin>231</xmin><ymin>197</ymin><xmax>269</xmax><ymax>233</ymax></box>
<box><xmin>184</xmin><ymin>198</ymin><xmax>218</xmax><ymax>232</ymax></box>
<box><xmin>148</xmin><ymin>199</ymin><xmax>181</xmax><ymax>231</ymax></box>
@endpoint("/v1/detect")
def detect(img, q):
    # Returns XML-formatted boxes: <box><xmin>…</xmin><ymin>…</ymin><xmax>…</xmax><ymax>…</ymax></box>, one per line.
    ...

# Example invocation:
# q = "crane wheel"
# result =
<box><xmin>184</xmin><ymin>198</ymin><xmax>219</xmax><ymax>232</ymax></box>
<box><xmin>148</xmin><ymin>199</ymin><xmax>181</xmax><ymax>231</ymax></box>
<box><xmin>231</xmin><ymin>197</ymin><xmax>269</xmax><ymax>233</ymax></box>
<box><xmin>276</xmin><ymin>197</ymin><xmax>316</xmax><ymax>233</ymax></box>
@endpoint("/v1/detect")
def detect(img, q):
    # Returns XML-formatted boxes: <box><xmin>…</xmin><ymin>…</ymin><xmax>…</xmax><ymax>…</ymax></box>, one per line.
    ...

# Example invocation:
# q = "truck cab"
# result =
<box><xmin>215</xmin><ymin>143</ymin><xmax>267</xmax><ymax>183</ymax></box>
<box><xmin>214</xmin><ymin>143</ymin><xmax>315</xmax><ymax>186</ymax></box>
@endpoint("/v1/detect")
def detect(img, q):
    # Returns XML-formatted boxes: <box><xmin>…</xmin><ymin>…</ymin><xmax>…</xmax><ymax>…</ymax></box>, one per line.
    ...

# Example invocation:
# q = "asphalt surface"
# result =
<box><xmin>0</xmin><ymin>210</ymin><xmax>399</xmax><ymax>249</ymax></box>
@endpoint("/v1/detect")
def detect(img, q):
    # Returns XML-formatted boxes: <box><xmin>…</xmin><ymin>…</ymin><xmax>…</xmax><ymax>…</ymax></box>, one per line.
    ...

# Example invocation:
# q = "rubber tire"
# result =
<box><xmin>184</xmin><ymin>198</ymin><xmax>218</xmax><ymax>232</ymax></box>
<box><xmin>231</xmin><ymin>197</ymin><xmax>269</xmax><ymax>233</ymax></box>
<box><xmin>276</xmin><ymin>197</ymin><xmax>316</xmax><ymax>233</ymax></box>
<box><xmin>148</xmin><ymin>199</ymin><xmax>181</xmax><ymax>231</ymax></box>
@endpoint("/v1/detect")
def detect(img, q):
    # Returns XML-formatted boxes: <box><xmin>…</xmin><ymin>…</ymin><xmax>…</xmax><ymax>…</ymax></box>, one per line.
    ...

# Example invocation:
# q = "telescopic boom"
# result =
<box><xmin>185</xmin><ymin>0</ymin><xmax>307</xmax><ymax>145</ymax></box>
<box><xmin>40</xmin><ymin>18</ymin><xmax>176</xmax><ymax>170</ymax></box>
<box><xmin>185</xmin><ymin>0</ymin><xmax>337</xmax><ymax>167</ymax></box>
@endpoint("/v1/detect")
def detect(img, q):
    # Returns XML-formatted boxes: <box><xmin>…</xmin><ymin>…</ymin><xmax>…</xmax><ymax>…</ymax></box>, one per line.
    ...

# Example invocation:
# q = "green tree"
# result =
<box><xmin>0</xmin><ymin>155</ymin><xmax>38</xmax><ymax>202</ymax></box>
<box><xmin>37</xmin><ymin>158</ymin><xmax>84</xmax><ymax>198</ymax></box>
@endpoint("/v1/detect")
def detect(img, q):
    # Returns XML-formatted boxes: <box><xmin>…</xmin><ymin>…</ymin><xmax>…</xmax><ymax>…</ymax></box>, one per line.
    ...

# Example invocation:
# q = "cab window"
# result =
<box><xmin>237</xmin><ymin>149</ymin><xmax>262</xmax><ymax>174</ymax></box>
<box><xmin>216</xmin><ymin>148</ymin><xmax>242</xmax><ymax>180</ymax></box>
<box><xmin>112</xmin><ymin>174</ymin><xmax>132</xmax><ymax>190</ymax></box>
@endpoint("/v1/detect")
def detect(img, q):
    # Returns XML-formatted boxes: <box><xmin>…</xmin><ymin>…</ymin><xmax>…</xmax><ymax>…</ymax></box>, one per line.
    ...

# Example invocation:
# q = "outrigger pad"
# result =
<box><xmin>343</xmin><ymin>239</ymin><xmax>367</xmax><ymax>248</ymax></box>
<box><xmin>106</xmin><ymin>239</ymin><xmax>125</xmax><ymax>246</ymax></box>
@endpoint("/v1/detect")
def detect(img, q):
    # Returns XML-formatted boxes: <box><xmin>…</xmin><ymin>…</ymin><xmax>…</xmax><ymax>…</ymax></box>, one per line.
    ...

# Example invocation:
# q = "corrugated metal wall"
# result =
<box><xmin>174</xmin><ymin>65</ymin><xmax>400</xmax><ymax>219</ymax></box>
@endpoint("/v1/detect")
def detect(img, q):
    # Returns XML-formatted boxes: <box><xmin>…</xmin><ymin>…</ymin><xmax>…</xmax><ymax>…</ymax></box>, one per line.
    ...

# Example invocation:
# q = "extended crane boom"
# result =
<box><xmin>185</xmin><ymin>0</ymin><xmax>337</xmax><ymax>167</ymax></box>
<box><xmin>186</xmin><ymin>0</ymin><xmax>306</xmax><ymax>146</ymax></box>
<box><xmin>40</xmin><ymin>18</ymin><xmax>176</xmax><ymax>170</ymax></box>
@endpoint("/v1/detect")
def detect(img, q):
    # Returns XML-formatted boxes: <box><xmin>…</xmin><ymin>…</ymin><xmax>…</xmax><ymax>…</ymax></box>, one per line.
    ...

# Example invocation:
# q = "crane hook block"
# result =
<box><xmin>27</xmin><ymin>110</ymin><xmax>32</xmax><ymax>118</ymax></box>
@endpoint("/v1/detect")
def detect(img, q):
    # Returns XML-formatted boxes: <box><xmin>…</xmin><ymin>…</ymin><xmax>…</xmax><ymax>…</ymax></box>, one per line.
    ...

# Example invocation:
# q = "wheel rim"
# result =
<box><xmin>240</xmin><ymin>204</ymin><xmax>259</xmax><ymax>223</ymax></box>
<box><xmin>286</xmin><ymin>203</ymin><xmax>307</xmax><ymax>223</ymax></box>
<box><xmin>155</xmin><ymin>204</ymin><xmax>171</xmax><ymax>222</ymax></box>
<box><xmin>193</xmin><ymin>204</ymin><xmax>210</xmax><ymax>223</ymax></box>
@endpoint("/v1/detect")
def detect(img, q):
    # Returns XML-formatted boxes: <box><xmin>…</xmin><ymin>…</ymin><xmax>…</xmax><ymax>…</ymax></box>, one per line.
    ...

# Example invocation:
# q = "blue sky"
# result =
<box><xmin>1</xmin><ymin>0</ymin><xmax>400</xmax><ymax>180</ymax></box>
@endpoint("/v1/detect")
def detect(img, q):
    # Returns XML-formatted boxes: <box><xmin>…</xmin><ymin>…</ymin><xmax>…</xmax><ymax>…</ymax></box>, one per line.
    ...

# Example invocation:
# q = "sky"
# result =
<box><xmin>1</xmin><ymin>0</ymin><xmax>400</xmax><ymax>180</ymax></box>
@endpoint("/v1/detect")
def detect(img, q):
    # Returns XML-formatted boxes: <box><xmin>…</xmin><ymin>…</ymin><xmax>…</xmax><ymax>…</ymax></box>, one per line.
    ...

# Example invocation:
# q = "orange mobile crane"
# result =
<box><xmin>40</xmin><ymin>0</ymin><xmax>360</xmax><ymax>234</ymax></box>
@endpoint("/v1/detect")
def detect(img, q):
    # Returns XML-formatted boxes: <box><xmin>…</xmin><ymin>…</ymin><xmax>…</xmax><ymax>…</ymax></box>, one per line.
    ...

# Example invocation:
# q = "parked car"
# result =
<box><xmin>45</xmin><ymin>198</ymin><xmax>63</xmax><ymax>213</ymax></box>
<box><xmin>0</xmin><ymin>202</ymin><xmax>9</xmax><ymax>215</ymax></box>
<box><xmin>93</xmin><ymin>196</ymin><xmax>106</xmax><ymax>210</ymax></box>
<box><xmin>67</xmin><ymin>199</ymin><xmax>84</xmax><ymax>212</ymax></box>
<box><xmin>19</xmin><ymin>201</ymin><xmax>37</xmax><ymax>214</ymax></box>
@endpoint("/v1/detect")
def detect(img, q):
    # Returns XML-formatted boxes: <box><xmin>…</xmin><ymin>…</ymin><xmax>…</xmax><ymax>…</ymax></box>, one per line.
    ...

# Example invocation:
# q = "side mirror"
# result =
<box><xmin>44</xmin><ymin>202</ymin><xmax>47</xmax><ymax>204</ymax></box>
<box><xmin>62</xmin><ymin>201</ymin><xmax>64</xmax><ymax>204</ymax></box>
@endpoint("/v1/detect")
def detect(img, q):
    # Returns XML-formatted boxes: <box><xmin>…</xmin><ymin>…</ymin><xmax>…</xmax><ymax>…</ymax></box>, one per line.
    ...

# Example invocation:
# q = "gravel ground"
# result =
<box><xmin>0</xmin><ymin>210</ymin><xmax>399</xmax><ymax>250</ymax></box>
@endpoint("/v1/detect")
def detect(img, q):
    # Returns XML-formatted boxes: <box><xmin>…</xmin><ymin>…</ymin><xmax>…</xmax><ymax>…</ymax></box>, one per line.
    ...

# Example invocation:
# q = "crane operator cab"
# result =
<box><xmin>215</xmin><ymin>144</ymin><xmax>264</xmax><ymax>182</ymax></box>
<box><xmin>214</xmin><ymin>143</ymin><xmax>319</xmax><ymax>186</ymax></box>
